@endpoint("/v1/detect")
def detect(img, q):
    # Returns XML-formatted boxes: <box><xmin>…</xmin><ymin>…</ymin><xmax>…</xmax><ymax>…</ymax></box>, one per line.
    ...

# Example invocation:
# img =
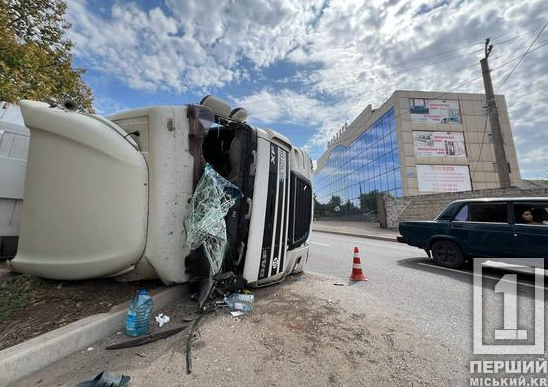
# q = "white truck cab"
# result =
<box><xmin>0</xmin><ymin>102</ymin><xmax>29</xmax><ymax>258</ymax></box>
<box><xmin>9</xmin><ymin>97</ymin><xmax>313</xmax><ymax>287</ymax></box>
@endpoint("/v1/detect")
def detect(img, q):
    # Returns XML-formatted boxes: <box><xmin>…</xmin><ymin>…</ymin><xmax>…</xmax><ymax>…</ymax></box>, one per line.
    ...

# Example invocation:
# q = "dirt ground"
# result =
<box><xmin>0</xmin><ymin>272</ymin><xmax>162</xmax><ymax>351</ymax></box>
<box><xmin>13</xmin><ymin>272</ymin><xmax>464</xmax><ymax>386</ymax></box>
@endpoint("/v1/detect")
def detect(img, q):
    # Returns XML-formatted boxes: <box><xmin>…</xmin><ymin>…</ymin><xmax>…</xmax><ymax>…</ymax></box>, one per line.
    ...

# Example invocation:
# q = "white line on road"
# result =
<box><xmin>416</xmin><ymin>262</ymin><xmax>543</xmax><ymax>290</ymax></box>
<box><xmin>311</xmin><ymin>241</ymin><xmax>330</xmax><ymax>246</ymax></box>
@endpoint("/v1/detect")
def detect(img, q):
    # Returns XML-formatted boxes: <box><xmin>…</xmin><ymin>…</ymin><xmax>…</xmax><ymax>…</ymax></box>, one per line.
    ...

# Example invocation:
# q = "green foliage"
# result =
<box><xmin>0</xmin><ymin>274</ymin><xmax>39</xmax><ymax>323</ymax></box>
<box><xmin>327</xmin><ymin>195</ymin><xmax>341</xmax><ymax>208</ymax></box>
<box><xmin>359</xmin><ymin>190</ymin><xmax>379</xmax><ymax>212</ymax></box>
<box><xmin>314</xmin><ymin>191</ymin><xmax>381</xmax><ymax>218</ymax></box>
<box><xmin>0</xmin><ymin>0</ymin><xmax>93</xmax><ymax>111</ymax></box>
<box><xmin>313</xmin><ymin>195</ymin><xmax>343</xmax><ymax>217</ymax></box>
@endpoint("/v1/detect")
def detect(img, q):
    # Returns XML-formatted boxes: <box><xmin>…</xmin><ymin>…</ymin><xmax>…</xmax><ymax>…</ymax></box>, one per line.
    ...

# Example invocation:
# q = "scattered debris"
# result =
<box><xmin>224</xmin><ymin>293</ymin><xmax>254</xmax><ymax>312</ymax></box>
<box><xmin>77</xmin><ymin>372</ymin><xmax>130</xmax><ymax>387</ymax></box>
<box><xmin>135</xmin><ymin>352</ymin><xmax>147</xmax><ymax>358</ymax></box>
<box><xmin>106</xmin><ymin>324</ymin><xmax>190</xmax><ymax>350</ymax></box>
<box><xmin>186</xmin><ymin>312</ymin><xmax>206</xmax><ymax>374</ymax></box>
<box><xmin>183</xmin><ymin>312</ymin><xmax>202</xmax><ymax>322</ymax></box>
<box><xmin>333</xmin><ymin>283</ymin><xmax>345</xmax><ymax>286</ymax></box>
<box><xmin>297</xmin><ymin>276</ymin><xmax>303</xmax><ymax>282</ymax></box>
<box><xmin>288</xmin><ymin>321</ymin><xmax>305</xmax><ymax>330</ymax></box>
<box><xmin>213</xmin><ymin>272</ymin><xmax>247</xmax><ymax>295</ymax></box>
<box><xmin>155</xmin><ymin>313</ymin><xmax>170</xmax><ymax>327</ymax></box>
<box><xmin>86</xmin><ymin>347</ymin><xmax>93</xmax><ymax>351</ymax></box>
<box><xmin>230</xmin><ymin>311</ymin><xmax>245</xmax><ymax>317</ymax></box>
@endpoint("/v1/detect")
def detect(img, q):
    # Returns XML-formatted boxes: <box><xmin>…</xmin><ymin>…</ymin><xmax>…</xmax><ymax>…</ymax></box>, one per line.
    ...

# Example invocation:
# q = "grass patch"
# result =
<box><xmin>0</xmin><ymin>274</ymin><xmax>39</xmax><ymax>323</ymax></box>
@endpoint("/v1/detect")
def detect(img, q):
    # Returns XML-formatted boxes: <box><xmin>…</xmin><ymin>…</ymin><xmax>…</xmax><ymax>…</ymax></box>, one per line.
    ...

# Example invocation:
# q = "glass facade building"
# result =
<box><xmin>314</xmin><ymin>108</ymin><xmax>402</xmax><ymax>217</ymax></box>
<box><xmin>314</xmin><ymin>90</ymin><xmax>522</xmax><ymax>219</ymax></box>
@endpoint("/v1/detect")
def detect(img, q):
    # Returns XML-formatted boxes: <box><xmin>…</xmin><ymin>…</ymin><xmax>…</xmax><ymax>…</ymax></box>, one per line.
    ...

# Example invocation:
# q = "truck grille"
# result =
<box><xmin>288</xmin><ymin>173</ymin><xmax>312</xmax><ymax>249</ymax></box>
<box><xmin>258</xmin><ymin>144</ymin><xmax>288</xmax><ymax>280</ymax></box>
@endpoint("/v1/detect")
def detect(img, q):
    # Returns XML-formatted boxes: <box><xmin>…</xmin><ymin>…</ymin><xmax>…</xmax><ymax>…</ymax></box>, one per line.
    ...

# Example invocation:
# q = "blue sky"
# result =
<box><xmin>65</xmin><ymin>0</ymin><xmax>548</xmax><ymax>178</ymax></box>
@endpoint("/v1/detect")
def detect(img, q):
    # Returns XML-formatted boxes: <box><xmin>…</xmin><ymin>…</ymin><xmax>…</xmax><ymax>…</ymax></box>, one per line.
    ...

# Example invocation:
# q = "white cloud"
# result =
<box><xmin>66</xmin><ymin>0</ymin><xmax>325</xmax><ymax>92</ymax></box>
<box><xmin>231</xmin><ymin>88</ymin><xmax>357</xmax><ymax>153</ymax></box>
<box><xmin>65</xmin><ymin>0</ymin><xmax>548</xmax><ymax>177</ymax></box>
<box><xmin>93</xmin><ymin>96</ymin><xmax>129</xmax><ymax>116</ymax></box>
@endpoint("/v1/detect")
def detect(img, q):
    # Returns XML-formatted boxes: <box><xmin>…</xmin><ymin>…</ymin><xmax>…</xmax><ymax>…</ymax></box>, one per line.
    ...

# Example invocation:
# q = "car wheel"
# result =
<box><xmin>431</xmin><ymin>240</ymin><xmax>464</xmax><ymax>268</ymax></box>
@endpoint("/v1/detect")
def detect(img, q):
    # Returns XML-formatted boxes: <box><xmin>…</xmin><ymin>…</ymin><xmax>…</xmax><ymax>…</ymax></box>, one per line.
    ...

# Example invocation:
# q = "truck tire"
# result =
<box><xmin>431</xmin><ymin>240</ymin><xmax>464</xmax><ymax>269</ymax></box>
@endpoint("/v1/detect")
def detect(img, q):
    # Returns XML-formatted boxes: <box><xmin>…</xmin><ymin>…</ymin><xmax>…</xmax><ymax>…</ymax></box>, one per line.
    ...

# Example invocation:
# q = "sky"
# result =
<box><xmin>64</xmin><ymin>0</ymin><xmax>548</xmax><ymax>179</ymax></box>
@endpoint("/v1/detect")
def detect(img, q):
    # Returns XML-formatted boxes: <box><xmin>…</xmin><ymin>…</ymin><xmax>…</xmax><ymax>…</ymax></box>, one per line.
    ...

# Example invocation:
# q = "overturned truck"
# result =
<box><xmin>9</xmin><ymin>96</ymin><xmax>313</xmax><ymax>287</ymax></box>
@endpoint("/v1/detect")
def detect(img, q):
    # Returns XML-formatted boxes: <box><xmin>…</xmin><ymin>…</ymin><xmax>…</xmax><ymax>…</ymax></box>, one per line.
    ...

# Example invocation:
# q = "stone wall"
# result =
<box><xmin>382</xmin><ymin>187</ymin><xmax>548</xmax><ymax>229</ymax></box>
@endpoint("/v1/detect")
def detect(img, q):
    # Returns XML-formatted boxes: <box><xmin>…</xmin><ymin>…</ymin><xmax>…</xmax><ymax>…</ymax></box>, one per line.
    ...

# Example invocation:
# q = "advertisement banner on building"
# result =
<box><xmin>417</xmin><ymin>165</ymin><xmax>472</xmax><ymax>192</ymax></box>
<box><xmin>409</xmin><ymin>99</ymin><xmax>461</xmax><ymax>124</ymax></box>
<box><xmin>413</xmin><ymin>131</ymin><xmax>466</xmax><ymax>157</ymax></box>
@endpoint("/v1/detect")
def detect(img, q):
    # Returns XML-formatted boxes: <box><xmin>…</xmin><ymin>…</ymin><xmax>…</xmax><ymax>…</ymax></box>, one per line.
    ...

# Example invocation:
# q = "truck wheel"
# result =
<box><xmin>431</xmin><ymin>240</ymin><xmax>464</xmax><ymax>269</ymax></box>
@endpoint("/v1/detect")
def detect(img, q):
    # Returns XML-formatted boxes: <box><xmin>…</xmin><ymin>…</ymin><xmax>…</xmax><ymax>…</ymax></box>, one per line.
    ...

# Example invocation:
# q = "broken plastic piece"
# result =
<box><xmin>230</xmin><ymin>311</ymin><xmax>245</xmax><ymax>317</ymax></box>
<box><xmin>224</xmin><ymin>293</ymin><xmax>254</xmax><ymax>313</ymax></box>
<box><xmin>106</xmin><ymin>324</ymin><xmax>190</xmax><ymax>350</ymax></box>
<box><xmin>186</xmin><ymin>164</ymin><xmax>243</xmax><ymax>275</ymax></box>
<box><xmin>155</xmin><ymin>313</ymin><xmax>170</xmax><ymax>327</ymax></box>
<box><xmin>77</xmin><ymin>372</ymin><xmax>130</xmax><ymax>387</ymax></box>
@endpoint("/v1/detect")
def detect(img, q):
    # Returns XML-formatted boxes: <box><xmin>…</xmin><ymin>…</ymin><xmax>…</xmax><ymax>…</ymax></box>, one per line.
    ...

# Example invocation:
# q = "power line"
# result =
<box><xmin>302</xmin><ymin>26</ymin><xmax>540</xmax><ymax>90</ymax></box>
<box><xmin>237</xmin><ymin>28</ymin><xmax>539</xmax><ymax>108</ymax></box>
<box><xmin>243</xmin><ymin>36</ymin><xmax>548</xmax><ymax>172</ymax></box>
<box><xmin>472</xmin><ymin>112</ymin><xmax>490</xmax><ymax>176</ymax></box>
<box><xmin>248</xmin><ymin>38</ymin><xmax>548</xmax><ymax>120</ymax></box>
<box><xmin>314</xmin><ymin>53</ymin><xmax>536</xmax><ymax>176</ymax></box>
<box><xmin>242</xmin><ymin>36</ymin><xmax>548</xmax><ymax>116</ymax></box>
<box><xmin>496</xmin><ymin>20</ymin><xmax>548</xmax><ymax>91</ymax></box>
<box><xmin>315</xmin><ymin>32</ymin><xmax>547</xmax><ymax>179</ymax></box>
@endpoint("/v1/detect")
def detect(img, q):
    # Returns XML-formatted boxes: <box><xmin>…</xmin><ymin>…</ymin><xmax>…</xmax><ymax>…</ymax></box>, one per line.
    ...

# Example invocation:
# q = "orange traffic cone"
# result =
<box><xmin>349</xmin><ymin>247</ymin><xmax>368</xmax><ymax>281</ymax></box>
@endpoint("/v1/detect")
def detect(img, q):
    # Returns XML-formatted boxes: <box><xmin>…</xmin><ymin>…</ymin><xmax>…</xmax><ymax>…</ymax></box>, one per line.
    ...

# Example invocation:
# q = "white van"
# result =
<box><xmin>9</xmin><ymin>97</ymin><xmax>313</xmax><ymax>286</ymax></box>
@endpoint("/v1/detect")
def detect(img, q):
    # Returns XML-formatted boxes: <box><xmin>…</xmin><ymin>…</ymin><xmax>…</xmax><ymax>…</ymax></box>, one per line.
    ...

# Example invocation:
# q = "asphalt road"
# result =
<box><xmin>9</xmin><ymin>232</ymin><xmax>547</xmax><ymax>386</ymax></box>
<box><xmin>309</xmin><ymin>231</ymin><xmax>545</xmax><ymax>374</ymax></box>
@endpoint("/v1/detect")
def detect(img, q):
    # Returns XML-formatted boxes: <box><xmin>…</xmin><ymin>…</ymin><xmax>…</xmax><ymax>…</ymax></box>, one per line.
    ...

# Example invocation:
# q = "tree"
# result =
<box><xmin>0</xmin><ymin>0</ymin><xmax>93</xmax><ymax>111</ymax></box>
<box><xmin>359</xmin><ymin>190</ymin><xmax>379</xmax><ymax>213</ymax></box>
<box><xmin>342</xmin><ymin>200</ymin><xmax>359</xmax><ymax>215</ymax></box>
<box><xmin>327</xmin><ymin>195</ymin><xmax>341</xmax><ymax>209</ymax></box>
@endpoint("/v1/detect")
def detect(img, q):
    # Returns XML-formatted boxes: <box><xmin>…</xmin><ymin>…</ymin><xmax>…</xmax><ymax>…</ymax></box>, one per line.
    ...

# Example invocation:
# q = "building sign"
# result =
<box><xmin>409</xmin><ymin>99</ymin><xmax>461</xmax><ymax>124</ymax></box>
<box><xmin>417</xmin><ymin>165</ymin><xmax>472</xmax><ymax>192</ymax></box>
<box><xmin>413</xmin><ymin>131</ymin><xmax>466</xmax><ymax>157</ymax></box>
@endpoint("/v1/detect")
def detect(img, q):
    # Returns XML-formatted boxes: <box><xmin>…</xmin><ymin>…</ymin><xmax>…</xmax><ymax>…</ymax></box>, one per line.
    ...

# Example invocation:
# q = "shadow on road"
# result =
<box><xmin>396</xmin><ymin>257</ymin><xmax>544</xmax><ymax>295</ymax></box>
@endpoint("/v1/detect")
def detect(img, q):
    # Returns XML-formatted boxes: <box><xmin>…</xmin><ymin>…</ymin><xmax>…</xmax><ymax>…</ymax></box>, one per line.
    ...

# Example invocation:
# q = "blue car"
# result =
<box><xmin>397</xmin><ymin>198</ymin><xmax>548</xmax><ymax>268</ymax></box>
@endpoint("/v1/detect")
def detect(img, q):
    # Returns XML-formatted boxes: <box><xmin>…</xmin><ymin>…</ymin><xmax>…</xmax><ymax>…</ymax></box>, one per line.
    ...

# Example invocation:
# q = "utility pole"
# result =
<box><xmin>480</xmin><ymin>38</ymin><xmax>512</xmax><ymax>188</ymax></box>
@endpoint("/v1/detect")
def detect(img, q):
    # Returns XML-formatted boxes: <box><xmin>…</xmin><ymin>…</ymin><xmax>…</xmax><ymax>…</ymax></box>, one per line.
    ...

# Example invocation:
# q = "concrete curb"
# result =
<box><xmin>0</xmin><ymin>284</ymin><xmax>189</xmax><ymax>386</ymax></box>
<box><xmin>312</xmin><ymin>228</ymin><xmax>398</xmax><ymax>243</ymax></box>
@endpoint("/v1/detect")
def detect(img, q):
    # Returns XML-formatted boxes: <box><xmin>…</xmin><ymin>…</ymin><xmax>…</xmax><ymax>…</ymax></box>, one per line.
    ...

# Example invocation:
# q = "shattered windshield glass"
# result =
<box><xmin>186</xmin><ymin>164</ymin><xmax>243</xmax><ymax>275</ymax></box>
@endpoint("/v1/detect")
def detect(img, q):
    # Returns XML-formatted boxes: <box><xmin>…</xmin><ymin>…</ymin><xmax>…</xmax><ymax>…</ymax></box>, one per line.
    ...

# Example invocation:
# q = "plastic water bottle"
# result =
<box><xmin>224</xmin><ymin>293</ymin><xmax>254</xmax><ymax>312</ymax></box>
<box><xmin>126</xmin><ymin>289</ymin><xmax>154</xmax><ymax>336</ymax></box>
